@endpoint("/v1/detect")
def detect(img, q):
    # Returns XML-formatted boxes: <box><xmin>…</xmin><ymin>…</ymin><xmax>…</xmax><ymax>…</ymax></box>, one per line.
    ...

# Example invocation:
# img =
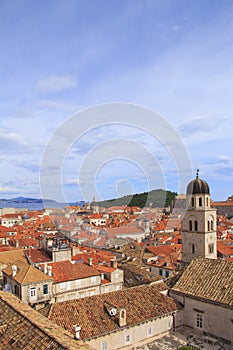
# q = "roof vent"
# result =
<box><xmin>109</xmin><ymin>307</ymin><xmax>117</xmax><ymax>316</ymax></box>
<box><xmin>104</xmin><ymin>301</ymin><xmax>117</xmax><ymax>317</ymax></box>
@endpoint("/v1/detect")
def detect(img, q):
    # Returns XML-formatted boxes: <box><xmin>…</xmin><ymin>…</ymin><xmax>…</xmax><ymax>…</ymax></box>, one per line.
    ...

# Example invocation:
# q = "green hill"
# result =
<box><xmin>97</xmin><ymin>189</ymin><xmax>177</xmax><ymax>209</ymax></box>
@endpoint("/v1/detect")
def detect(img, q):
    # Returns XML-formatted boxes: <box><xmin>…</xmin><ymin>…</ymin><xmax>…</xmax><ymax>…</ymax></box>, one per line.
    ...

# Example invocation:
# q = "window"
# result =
<box><xmin>192</xmin><ymin>244</ymin><xmax>195</xmax><ymax>254</ymax></box>
<box><xmin>76</xmin><ymin>280</ymin><xmax>81</xmax><ymax>287</ymax></box>
<box><xmin>206</xmin><ymin>197</ymin><xmax>209</xmax><ymax>206</ymax></box>
<box><xmin>30</xmin><ymin>287</ymin><xmax>36</xmax><ymax>298</ymax></box>
<box><xmin>194</xmin><ymin>220</ymin><xmax>198</xmax><ymax>231</ymax></box>
<box><xmin>165</xmin><ymin>270</ymin><xmax>169</xmax><ymax>278</ymax></box>
<box><xmin>189</xmin><ymin>220</ymin><xmax>192</xmax><ymax>231</ymax></box>
<box><xmin>14</xmin><ymin>284</ymin><xmax>19</xmax><ymax>296</ymax></box>
<box><xmin>207</xmin><ymin>221</ymin><xmax>210</xmax><ymax>231</ymax></box>
<box><xmin>196</xmin><ymin>313</ymin><xmax>203</xmax><ymax>328</ymax></box>
<box><xmin>43</xmin><ymin>284</ymin><xmax>48</xmax><ymax>295</ymax></box>
<box><xmin>191</xmin><ymin>197</ymin><xmax>194</xmax><ymax>207</ymax></box>
<box><xmin>159</xmin><ymin>269</ymin><xmax>163</xmax><ymax>276</ymax></box>
<box><xmin>211</xmin><ymin>220</ymin><xmax>214</xmax><ymax>230</ymax></box>
<box><xmin>148</xmin><ymin>328</ymin><xmax>152</xmax><ymax>336</ymax></box>
<box><xmin>208</xmin><ymin>244</ymin><xmax>214</xmax><ymax>254</ymax></box>
<box><xmin>199</xmin><ymin>197</ymin><xmax>202</xmax><ymax>206</ymax></box>
<box><xmin>60</xmin><ymin>282</ymin><xmax>66</xmax><ymax>290</ymax></box>
<box><xmin>125</xmin><ymin>335</ymin><xmax>130</xmax><ymax>343</ymax></box>
<box><xmin>102</xmin><ymin>342</ymin><xmax>107</xmax><ymax>350</ymax></box>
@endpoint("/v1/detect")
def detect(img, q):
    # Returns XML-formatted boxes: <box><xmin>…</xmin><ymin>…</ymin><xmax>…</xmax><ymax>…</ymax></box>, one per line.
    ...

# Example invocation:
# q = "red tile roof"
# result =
<box><xmin>24</xmin><ymin>248</ymin><xmax>52</xmax><ymax>263</ymax></box>
<box><xmin>146</xmin><ymin>244</ymin><xmax>182</xmax><ymax>256</ymax></box>
<box><xmin>47</xmin><ymin>261</ymin><xmax>101</xmax><ymax>283</ymax></box>
<box><xmin>48</xmin><ymin>284</ymin><xmax>178</xmax><ymax>340</ymax></box>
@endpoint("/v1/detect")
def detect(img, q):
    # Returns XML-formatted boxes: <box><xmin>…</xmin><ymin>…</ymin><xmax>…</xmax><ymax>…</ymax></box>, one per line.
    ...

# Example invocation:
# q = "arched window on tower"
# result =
<box><xmin>189</xmin><ymin>220</ymin><xmax>193</xmax><ymax>231</ymax></box>
<box><xmin>195</xmin><ymin>220</ymin><xmax>198</xmax><ymax>231</ymax></box>
<box><xmin>199</xmin><ymin>197</ymin><xmax>202</xmax><ymax>206</ymax></box>
<box><xmin>206</xmin><ymin>197</ymin><xmax>209</xmax><ymax>207</ymax></box>
<box><xmin>192</xmin><ymin>244</ymin><xmax>195</xmax><ymax>254</ymax></box>
<box><xmin>211</xmin><ymin>220</ymin><xmax>214</xmax><ymax>230</ymax></box>
<box><xmin>207</xmin><ymin>221</ymin><xmax>210</xmax><ymax>231</ymax></box>
<box><xmin>192</xmin><ymin>197</ymin><xmax>195</xmax><ymax>207</ymax></box>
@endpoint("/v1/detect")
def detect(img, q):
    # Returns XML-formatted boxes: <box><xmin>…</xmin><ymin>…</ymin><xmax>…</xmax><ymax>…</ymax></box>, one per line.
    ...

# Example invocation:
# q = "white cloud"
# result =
<box><xmin>0</xmin><ymin>186</ymin><xmax>20</xmax><ymax>193</ymax></box>
<box><xmin>37</xmin><ymin>75</ymin><xmax>77</xmax><ymax>92</ymax></box>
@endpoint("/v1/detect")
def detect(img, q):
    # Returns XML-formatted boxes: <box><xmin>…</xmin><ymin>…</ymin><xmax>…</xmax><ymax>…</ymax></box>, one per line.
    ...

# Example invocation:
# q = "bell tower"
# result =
<box><xmin>90</xmin><ymin>197</ymin><xmax>99</xmax><ymax>214</ymax></box>
<box><xmin>182</xmin><ymin>170</ymin><xmax>217</xmax><ymax>263</ymax></box>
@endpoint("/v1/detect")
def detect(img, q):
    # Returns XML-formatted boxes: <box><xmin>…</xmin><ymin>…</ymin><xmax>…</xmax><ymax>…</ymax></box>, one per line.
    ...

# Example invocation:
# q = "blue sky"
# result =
<box><xmin>1</xmin><ymin>0</ymin><xmax>233</xmax><ymax>203</ymax></box>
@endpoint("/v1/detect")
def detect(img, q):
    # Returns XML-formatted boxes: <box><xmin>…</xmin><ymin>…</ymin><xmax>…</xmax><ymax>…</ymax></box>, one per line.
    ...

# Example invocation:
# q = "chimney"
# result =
<box><xmin>119</xmin><ymin>308</ymin><xmax>127</xmax><ymax>327</ymax></box>
<box><xmin>44</xmin><ymin>263</ymin><xmax>48</xmax><ymax>274</ymax></box>
<box><xmin>12</xmin><ymin>265</ymin><xmax>17</xmax><ymax>277</ymax></box>
<box><xmin>72</xmin><ymin>245</ymin><xmax>79</xmax><ymax>257</ymax></box>
<box><xmin>88</xmin><ymin>257</ymin><xmax>93</xmax><ymax>266</ymax></box>
<box><xmin>110</xmin><ymin>257</ymin><xmax>117</xmax><ymax>269</ymax></box>
<box><xmin>73</xmin><ymin>324</ymin><xmax>81</xmax><ymax>340</ymax></box>
<box><xmin>47</xmin><ymin>266</ymin><xmax>53</xmax><ymax>277</ymax></box>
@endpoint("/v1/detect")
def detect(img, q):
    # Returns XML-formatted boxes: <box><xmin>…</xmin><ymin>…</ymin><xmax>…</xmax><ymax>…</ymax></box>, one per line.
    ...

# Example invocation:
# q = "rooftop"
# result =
<box><xmin>47</xmin><ymin>260</ymin><xmax>101</xmax><ymax>283</ymax></box>
<box><xmin>47</xmin><ymin>283</ymin><xmax>178</xmax><ymax>340</ymax></box>
<box><xmin>172</xmin><ymin>257</ymin><xmax>233</xmax><ymax>306</ymax></box>
<box><xmin>0</xmin><ymin>291</ymin><xmax>91</xmax><ymax>350</ymax></box>
<box><xmin>3</xmin><ymin>260</ymin><xmax>52</xmax><ymax>284</ymax></box>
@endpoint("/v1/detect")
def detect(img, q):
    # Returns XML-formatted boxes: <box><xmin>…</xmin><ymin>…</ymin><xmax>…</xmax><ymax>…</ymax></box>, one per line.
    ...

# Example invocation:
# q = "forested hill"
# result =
<box><xmin>97</xmin><ymin>189</ymin><xmax>177</xmax><ymax>208</ymax></box>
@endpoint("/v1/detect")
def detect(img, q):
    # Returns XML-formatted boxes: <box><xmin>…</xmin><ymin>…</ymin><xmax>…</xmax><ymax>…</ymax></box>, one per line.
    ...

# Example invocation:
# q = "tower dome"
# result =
<box><xmin>186</xmin><ymin>169</ymin><xmax>210</xmax><ymax>195</ymax></box>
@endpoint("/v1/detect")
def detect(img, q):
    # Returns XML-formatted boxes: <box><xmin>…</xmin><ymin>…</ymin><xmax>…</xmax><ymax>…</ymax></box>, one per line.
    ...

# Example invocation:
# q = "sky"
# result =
<box><xmin>1</xmin><ymin>0</ymin><xmax>233</xmax><ymax>204</ymax></box>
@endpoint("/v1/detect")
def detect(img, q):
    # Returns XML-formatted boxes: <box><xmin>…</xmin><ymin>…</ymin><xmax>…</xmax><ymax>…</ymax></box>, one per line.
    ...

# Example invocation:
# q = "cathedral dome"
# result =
<box><xmin>186</xmin><ymin>170</ymin><xmax>210</xmax><ymax>195</ymax></box>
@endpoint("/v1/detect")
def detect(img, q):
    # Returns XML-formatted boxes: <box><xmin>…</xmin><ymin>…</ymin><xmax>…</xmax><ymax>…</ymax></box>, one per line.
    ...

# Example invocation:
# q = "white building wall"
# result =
<box><xmin>170</xmin><ymin>292</ymin><xmax>233</xmax><ymax>343</ymax></box>
<box><xmin>86</xmin><ymin>315</ymin><xmax>174</xmax><ymax>350</ymax></box>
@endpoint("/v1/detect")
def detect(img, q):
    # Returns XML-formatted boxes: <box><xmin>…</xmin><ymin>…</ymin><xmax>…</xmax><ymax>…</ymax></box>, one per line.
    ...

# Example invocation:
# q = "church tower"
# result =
<box><xmin>90</xmin><ymin>197</ymin><xmax>99</xmax><ymax>214</ymax></box>
<box><xmin>182</xmin><ymin>170</ymin><xmax>217</xmax><ymax>263</ymax></box>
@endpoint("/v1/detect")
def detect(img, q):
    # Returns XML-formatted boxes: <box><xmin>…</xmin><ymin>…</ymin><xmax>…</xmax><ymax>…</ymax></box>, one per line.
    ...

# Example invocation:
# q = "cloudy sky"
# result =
<box><xmin>1</xmin><ymin>0</ymin><xmax>233</xmax><ymax>203</ymax></box>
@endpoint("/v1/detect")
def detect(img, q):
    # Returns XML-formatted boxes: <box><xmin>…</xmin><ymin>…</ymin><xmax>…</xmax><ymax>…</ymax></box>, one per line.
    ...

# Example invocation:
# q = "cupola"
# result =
<box><xmin>186</xmin><ymin>169</ymin><xmax>210</xmax><ymax>195</ymax></box>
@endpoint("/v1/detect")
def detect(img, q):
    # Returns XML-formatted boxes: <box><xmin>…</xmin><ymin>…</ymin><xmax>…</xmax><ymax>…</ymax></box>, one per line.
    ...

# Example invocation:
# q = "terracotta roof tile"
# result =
<box><xmin>3</xmin><ymin>260</ymin><xmax>52</xmax><ymax>284</ymax></box>
<box><xmin>146</xmin><ymin>244</ymin><xmax>182</xmax><ymax>256</ymax></box>
<box><xmin>48</xmin><ymin>261</ymin><xmax>101</xmax><ymax>284</ymax></box>
<box><xmin>172</xmin><ymin>257</ymin><xmax>233</xmax><ymax>306</ymax></box>
<box><xmin>48</xmin><ymin>284</ymin><xmax>178</xmax><ymax>340</ymax></box>
<box><xmin>24</xmin><ymin>248</ymin><xmax>52</xmax><ymax>263</ymax></box>
<box><xmin>0</xmin><ymin>291</ymin><xmax>91</xmax><ymax>350</ymax></box>
<box><xmin>0</xmin><ymin>249</ymin><xmax>27</xmax><ymax>264</ymax></box>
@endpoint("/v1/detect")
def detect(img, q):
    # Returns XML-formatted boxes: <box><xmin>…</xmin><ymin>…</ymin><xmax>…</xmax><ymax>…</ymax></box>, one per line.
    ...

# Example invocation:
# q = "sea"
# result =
<box><xmin>0</xmin><ymin>202</ymin><xmax>85</xmax><ymax>211</ymax></box>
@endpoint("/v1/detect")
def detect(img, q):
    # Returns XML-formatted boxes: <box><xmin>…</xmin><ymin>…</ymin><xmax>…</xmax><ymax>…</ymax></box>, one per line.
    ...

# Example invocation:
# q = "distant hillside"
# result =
<box><xmin>97</xmin><ymin>189</ymin><xmax>177</xmax><ymax>209</ymax></box>
<box><xmin>0</xmin><ymin>197</ymin><xmax>57</xmax><ymax>204</ymax></box>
